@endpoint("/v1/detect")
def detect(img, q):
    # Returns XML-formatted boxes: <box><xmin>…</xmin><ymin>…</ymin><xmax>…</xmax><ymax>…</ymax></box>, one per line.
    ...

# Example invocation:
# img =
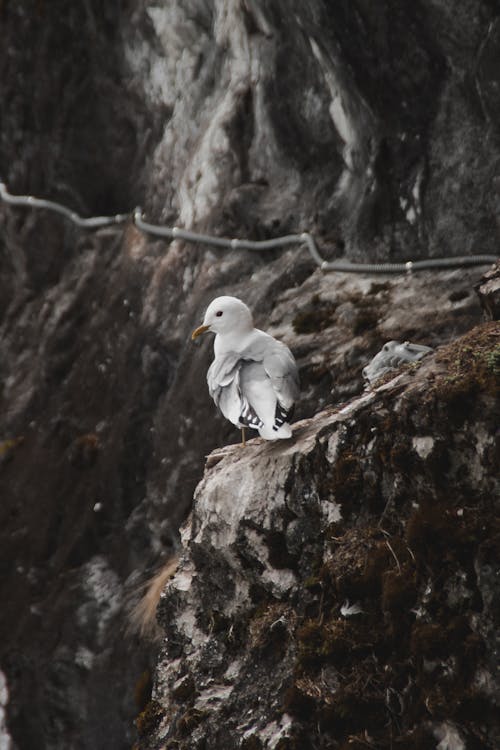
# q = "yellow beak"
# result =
<box><xmin>191</xmin><ymin>324</ymin><xmax>210</xmax><ymax>341</ymax></box>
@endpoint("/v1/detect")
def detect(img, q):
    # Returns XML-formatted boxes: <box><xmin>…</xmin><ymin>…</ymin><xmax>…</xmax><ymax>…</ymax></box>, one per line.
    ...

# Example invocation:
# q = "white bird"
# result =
<box><xmin>191</xmin><ymin>296</ymin><xmax>299</xmax><ymax>443</ymax></box>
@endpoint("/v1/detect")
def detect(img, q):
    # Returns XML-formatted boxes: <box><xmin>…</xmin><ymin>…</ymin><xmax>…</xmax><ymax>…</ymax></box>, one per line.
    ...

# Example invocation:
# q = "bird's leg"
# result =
<box><xmin>241</xmin><ymin>427</ymin><xmax>246</xmax><ymax>447</ymax></box>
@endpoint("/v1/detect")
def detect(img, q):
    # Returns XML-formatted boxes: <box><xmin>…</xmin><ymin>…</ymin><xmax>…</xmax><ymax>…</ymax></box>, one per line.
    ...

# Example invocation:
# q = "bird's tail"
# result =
<box><xmin>259</xmin><ymin>423</ymin><xmax>293</xmax><ymax>440</ymax></box>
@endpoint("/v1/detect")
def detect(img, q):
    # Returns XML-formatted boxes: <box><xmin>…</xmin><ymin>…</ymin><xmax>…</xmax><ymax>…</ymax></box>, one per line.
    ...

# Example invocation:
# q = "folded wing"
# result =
<box><xmin>207</xmin><ymin>335</ymin><xmax>299</xmax><ymax>437</ymax></box>
<box><xmin>263</xmin><ymin>343</ymin><xmax>300</xmax><ymax>429</ymax></box>
<box><xmin>207</xmin><ymin>353</ymin><xmax>263</xmax><ymax>429</ymax></box>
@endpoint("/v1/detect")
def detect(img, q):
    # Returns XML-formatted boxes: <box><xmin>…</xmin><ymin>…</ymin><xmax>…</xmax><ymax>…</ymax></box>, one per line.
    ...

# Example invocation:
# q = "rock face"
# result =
<box><xmin>141</xmin><ymin>322</ymin><xmax>500</xmax><ymax>749</ymax></box>
<box><xmin>0</xmin><ymin>1</ymin><xmax>499</xmax><ymax>748</ymax></box>
<box><xmin>476</xmin><ymin>261</ymin><xmax>500</xmax><ymax>320</ymax></box>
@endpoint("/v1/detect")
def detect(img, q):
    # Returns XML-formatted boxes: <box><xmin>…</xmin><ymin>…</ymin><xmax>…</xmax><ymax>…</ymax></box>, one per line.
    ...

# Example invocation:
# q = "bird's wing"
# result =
<box><xmin>262</xmin><ymin>340</ymin><xmax>300</xmax><ymax>414</ymax></box>
<box><xmin>207</xmin><ymin>353</ymin><xmax>240</xmax><ymax>400</ymax></box>
<box><xmin>207</xmin><ymin>353</ymin><xmax>263</xmax><ymax>429</ymax></box>
<box><xmin>237</xmin><ymin>331</ymin><xmax>299</xmax><ymax>423</ymax></box>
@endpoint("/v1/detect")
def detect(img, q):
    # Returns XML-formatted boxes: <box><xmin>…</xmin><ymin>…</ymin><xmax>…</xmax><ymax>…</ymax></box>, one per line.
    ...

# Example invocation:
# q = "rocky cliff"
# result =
<box><xmin>138</xmin><ymin>323</ymin><xmax>500</xmax><ymax>750</ymax></box>
<box><xmin>0</xmin><ymin>1</ymin><xmax>499</xmax><ymax>749</ymax></box>
<box><xmin>138</xmin><ymin>321</ymin><xmax>500</xmax><ymax>749</ymax></box>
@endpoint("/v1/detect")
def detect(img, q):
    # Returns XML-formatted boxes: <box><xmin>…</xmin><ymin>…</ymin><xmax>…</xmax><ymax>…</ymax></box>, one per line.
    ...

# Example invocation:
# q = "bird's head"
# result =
<box><xmin>191</xmin><ymin>296</ymin><xmax>253</xmax><ymax>340</ymax></box>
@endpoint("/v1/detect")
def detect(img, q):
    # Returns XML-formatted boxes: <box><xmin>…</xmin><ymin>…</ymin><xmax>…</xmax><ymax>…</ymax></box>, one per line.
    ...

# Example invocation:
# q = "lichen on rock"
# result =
<box><xmin>140</xmin><ymin>322</ymin><xmax>500</xmax><ymax>749</ymax></box>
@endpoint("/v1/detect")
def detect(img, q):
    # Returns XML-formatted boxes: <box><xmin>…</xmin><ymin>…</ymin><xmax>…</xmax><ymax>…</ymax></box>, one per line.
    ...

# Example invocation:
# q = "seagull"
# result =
<box><xmin>191</xmin><ymin>296</ymin><xmax>299</xmax><ymax>443</ymax></box>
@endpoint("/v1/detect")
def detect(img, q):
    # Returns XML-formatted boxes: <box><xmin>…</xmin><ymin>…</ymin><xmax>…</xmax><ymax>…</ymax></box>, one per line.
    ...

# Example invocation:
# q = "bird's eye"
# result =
<box><xmin>216</xmin><ymin>311</ymin><xmax>223</xmax><ymax>317</ymax></box>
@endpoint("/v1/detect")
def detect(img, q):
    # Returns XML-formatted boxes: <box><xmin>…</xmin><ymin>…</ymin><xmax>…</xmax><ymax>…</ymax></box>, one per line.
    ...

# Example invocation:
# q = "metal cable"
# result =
<box><xmin>320</xmin><ymin>256</ymin><xmax>499</xmax><ymax>273</ymax></box>
<box><xmin>1</xmin><ymin>181</ymin><xmax>497</xmax><ymax>273</ymax></box>
<box><xmin>133</xmin><ymin>210</ymin><xmax>499</xmax><ymax>274</ymax></box>
<box><xmin>0</xmin><ymin>182</ymin><xmax>128</xmax><ymax>228</ymax></box>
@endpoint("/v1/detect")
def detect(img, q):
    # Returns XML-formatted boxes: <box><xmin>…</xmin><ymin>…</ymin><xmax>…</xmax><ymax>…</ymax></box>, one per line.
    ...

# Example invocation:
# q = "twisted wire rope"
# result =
<box><xmin>1</xmin><ymin>182</ymin><xmax>497</xmax><ymax>274</ymax></box>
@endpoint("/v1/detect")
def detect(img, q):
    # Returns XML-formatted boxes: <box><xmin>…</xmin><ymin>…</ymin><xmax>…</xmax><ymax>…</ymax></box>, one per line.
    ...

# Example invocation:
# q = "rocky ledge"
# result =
<box><xmin>137</xmin><ymin>321</ymin><xmax>500</xmax><ymax>750</ymax></box>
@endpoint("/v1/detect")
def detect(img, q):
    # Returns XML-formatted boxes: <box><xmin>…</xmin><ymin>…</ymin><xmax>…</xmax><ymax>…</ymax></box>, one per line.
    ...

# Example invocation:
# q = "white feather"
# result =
<box><xmin>198</xmin><ymin>297</ymin><xmax>299</xmax><ymax>441</ymax></box>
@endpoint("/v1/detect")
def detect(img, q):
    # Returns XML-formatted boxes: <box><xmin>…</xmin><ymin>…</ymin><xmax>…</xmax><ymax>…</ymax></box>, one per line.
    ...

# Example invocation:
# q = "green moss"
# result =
<box><xmin>332</xmin><ymin>451</ymin><xmax>363</xmax><ymax>505</ymax></box>
<box><xmin>283</xmin><ymin>415</ymin><xmax>496</xmax><ymax>745</ymax></box>
<box><xmin>151</xmin><ymin>322</ymin><xmax>499</xmax><ymax>749</ymax></box>
<box><xmin>296</xmin><ymin>618</ymin><xmax>327</xmax><ymax>663</ymax></box>
<box><xmin>303</xmin><ymin>574</ymin><xmax>323</xmax><ymax>593</ymax></box>
<box><xmin>319</xmin><ymin>686</ymin><xmax>385</xmax><ymax>733</ymax></box>
<box><xmin>135</xmin><ymin>699</ymin><xmax>164</xmax><ymax>737</ymax></box>
<box><xmin>485</xmin><ymin>343</ymin><xmax>500</xmax><ymax>375</ymax></box>
<box><xmin>406</xmin><ymin>504</ymin><xmax>485</xmax><ymax>564</ymax></box>
<box><xmin>248</xmin><ymin>602</ymin><xmax>290</xmax><ymax>655</ymax></box>
<box><xmin>326</xmin><ymin>528</ymin><xmax>394</xmax><ymax>600</ymax></box>
<box><xmin>177</xmin><ymin>707</ymin><xmax>208</xmax><ymax>735</ymax></box>
<box><xmin>283</xmin><ymin>683</ymin><xmax>316</xmax><ymax>718</ymax></box>
<box><xmin>429</xmin><ymin>323</ymin><xmax>500</xmax><ymax>420</ymax></box>
<box><xmin>422</xmin><ymin>680</ymin><xmax>497</xmax><ymax>728</ymax></box>
<box><xmin>296</xmin><ymin>615</ymin><xmax>383</xmax><ymax>673</ymax></box>
<box><xmin>378</xmin><ymin>432</ymin><xmax>419</xmax><ymax>475</ymax></box>
<box><xmin>381</xmin><ymin>567</ymin><xmax>417</xmax><ymax>613</ymax></box>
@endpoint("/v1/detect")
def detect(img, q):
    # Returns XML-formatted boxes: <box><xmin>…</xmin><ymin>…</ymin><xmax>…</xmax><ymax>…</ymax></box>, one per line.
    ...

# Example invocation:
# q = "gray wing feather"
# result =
<box><xmin>207</xmin><ymin>354</ymin><xmax>243</xmax><ymax>426</ymax></box>
<box><xmin>207</xmin><ymin>353</ymin><xmax>263</xmax><ymax>427</ymax></box>
<box><xmin>263</xmin><ymin>342</ymin><xmax>300</xmax><ymax>410</ymax></box>
<box><xmin>207</xmin><ymin>353</ymin><xmax>241</xmax><ymax>405</ymax></box>
<box><xmin>207</xmin><ymin>336</ymin><xmax>299</xmax><ymax>428</ymax></box>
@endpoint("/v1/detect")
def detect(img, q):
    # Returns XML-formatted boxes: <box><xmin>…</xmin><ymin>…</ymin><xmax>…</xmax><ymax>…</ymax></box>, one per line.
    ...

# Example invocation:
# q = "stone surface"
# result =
<box><xmin>0</xmin><ymin>671</ymin><xmax>12</xmax><ymax>750</ymax></box>
<box><xmin>142</xmin><ymin>323</ymin><xmax>500</xmax><ymax>749</ymax></box>
<box><xmin>476</xmin><ymin>261</ymin><xmax>500</xmax><ymax>320</ymax></box>
<box><xmin>0</xmin><ymin>1</ymin><xmax>499</xmax><ymax>748</ymax></box>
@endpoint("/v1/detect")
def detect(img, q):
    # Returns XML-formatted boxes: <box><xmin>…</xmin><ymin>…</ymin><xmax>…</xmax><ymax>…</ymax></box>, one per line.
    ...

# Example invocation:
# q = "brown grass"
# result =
<box><xmin>128</xmin><ymin>554</ymin><xmax>180</xmax><ymax>640</ymax></box>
